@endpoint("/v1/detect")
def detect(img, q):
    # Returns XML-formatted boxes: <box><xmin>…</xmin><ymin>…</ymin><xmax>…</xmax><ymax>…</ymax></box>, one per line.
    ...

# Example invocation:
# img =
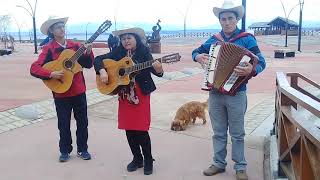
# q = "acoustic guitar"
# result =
<box><xmin>42</xmin><ymin>20</ymin><xmax>112</xmax><ymax>93</ymax></box>
<box><xmin>96</xmin><ymin>53</ymin><xmax>181</xmax><ymax>95</ymax></box>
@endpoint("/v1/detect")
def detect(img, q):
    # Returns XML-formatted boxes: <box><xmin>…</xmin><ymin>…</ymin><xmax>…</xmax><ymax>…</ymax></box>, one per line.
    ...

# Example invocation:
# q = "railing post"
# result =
<box><xmin>290</xmin><ymin>75</ymin><xmax>298</xmax><ymax>89</ymax></box>
<box><xmin>287</xmin><ymin>74</ymin><xmax>298</xmax><ymax>109</ymax></box>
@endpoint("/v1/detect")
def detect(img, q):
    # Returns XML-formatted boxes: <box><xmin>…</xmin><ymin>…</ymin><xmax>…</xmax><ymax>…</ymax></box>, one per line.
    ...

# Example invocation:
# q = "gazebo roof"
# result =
<box><xmin>248</xmin><ymin>22</ymin><xmax>271</xmax><ymax>28</ymax></box>
<box><xmin>268</xmin><ymin>16</ymin><xmax>298</xmax><ymax>27</ymax></box>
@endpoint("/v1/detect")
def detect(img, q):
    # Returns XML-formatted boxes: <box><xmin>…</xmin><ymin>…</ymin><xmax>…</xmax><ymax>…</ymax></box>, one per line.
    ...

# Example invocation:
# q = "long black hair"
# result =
<box><xmin>110</xmin><ymin>33</ymin><xmax>150</xmax><ymax>61</ymax></box>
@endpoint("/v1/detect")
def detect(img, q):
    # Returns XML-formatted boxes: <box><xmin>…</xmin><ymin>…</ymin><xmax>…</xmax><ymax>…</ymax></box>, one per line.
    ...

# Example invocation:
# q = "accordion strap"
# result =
<box><xmin>212</xmin><ymin>32</ymin><xmax>254</xmax><ymax>43</ymax></box>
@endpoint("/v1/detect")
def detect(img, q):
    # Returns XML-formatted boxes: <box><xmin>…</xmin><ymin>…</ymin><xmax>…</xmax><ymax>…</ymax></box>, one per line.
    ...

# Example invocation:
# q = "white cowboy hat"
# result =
<box><xmin>40</xmin><ymin>17</ymin><xmax>68</xmax><ymax>35</ymax></box>
<box><xmin>112</xmin><ymin>27</ymin><xmax>146</xmax><ymax>44</ymax></box>
<box><xmin>213</xmin><ymin>0</ymin><xmax>244</xmax><ymax>19</ymax></box>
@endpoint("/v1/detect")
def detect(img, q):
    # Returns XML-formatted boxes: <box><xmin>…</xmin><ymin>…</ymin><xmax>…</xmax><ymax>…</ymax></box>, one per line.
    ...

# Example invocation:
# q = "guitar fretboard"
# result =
<box><xmin>125</xmin><ymin>58</ymin><xmax>162</xmax><ymax>74</ymax></box>
<box><xmin>68</xmin><ymin>31</ymin><xmax>100</xmax><ymax>63</ymax></box>
<box><xmin>68</xmin><ymin>21</ymin><xmax>111</xmax><ymax>64</ymax></box>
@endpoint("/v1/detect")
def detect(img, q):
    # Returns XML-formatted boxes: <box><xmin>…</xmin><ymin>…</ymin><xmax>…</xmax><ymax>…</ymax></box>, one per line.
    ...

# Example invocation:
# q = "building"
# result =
<box><xmin>249</xmin><ymin>16</ymin><xmax>299</xmax><ymax>36</ymax></box>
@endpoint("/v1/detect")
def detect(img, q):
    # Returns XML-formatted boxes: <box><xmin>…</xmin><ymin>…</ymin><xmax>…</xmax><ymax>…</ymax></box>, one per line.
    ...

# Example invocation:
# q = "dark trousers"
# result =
<box><xmin>54</xmin><ymin>93</ymin><xmax>88</xmax><ymax>154</ymax></box>
<box><xmin>126</xmin><ymin>130</ymin><xmax>153</xmax><ymax>162</ymax></box>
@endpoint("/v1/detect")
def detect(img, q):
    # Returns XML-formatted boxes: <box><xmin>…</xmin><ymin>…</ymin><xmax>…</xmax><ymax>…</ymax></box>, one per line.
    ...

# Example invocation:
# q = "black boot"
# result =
<box><xmin>144</xmin><ymin>158</ymin><xmax>155</xmax><ymax>175</ymax></box>
<box><xmin>127</xmin><ymin>157</ymin><xmax>143</xmax><ymax>172</ymax></box>
<box><xmin>138</xmin><ymin>132</ymin><xmax>154</xmax><ymax>175</ymax></box>
<box><xmin>126</xmin><ymin>131</ymin><xmax>144</xmax><ymax>172</ymax></box>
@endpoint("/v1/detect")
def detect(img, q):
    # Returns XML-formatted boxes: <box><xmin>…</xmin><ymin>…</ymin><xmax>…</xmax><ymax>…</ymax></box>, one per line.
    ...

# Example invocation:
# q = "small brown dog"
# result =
<box><xmin>171</xmin><ymin>100</ymin><xmax>208</xmax><ymax>131</ymax></box>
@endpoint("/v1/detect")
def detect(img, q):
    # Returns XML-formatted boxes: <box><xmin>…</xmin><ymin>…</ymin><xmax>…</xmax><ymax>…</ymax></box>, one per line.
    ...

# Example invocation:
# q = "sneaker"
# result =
<box><xmin>127</xmin><ymin>160</ymin><xmax>143</xmax><ymax>172</ymax></box>
<box><xmin>203</xmin><ymin>165</ymin><xmax>225</xmax><ymax>176</ymax></box>
<box><xmin>236</xmin><ymin>170</ymin><xmax>248</xmax><ymax>180</ymax></box>
<box><xmin>77</xmin><ymin>151</ymin><xmax>91</xmax><ymax>160</ymax></box>
<box><xmin>59</xmin><ymin>153</ymin><xmax>70</xmax><ymax>162</ymax></box>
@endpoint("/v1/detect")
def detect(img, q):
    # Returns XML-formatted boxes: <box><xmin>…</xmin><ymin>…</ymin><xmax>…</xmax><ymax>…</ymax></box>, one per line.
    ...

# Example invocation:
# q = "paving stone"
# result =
<box><xmin>0</xmin><ymin>125</ymin><xmax>10</xmax><ymax>131</ymax></box>
<box><xmin>11</xmin><ymin>121</ymin><xmax>25</xmax><ymax>128</ymax></box>
<box><xmin>5</xmin><ymin>124</ymin><xmax>16</xmax><ymax>130</ymax></box>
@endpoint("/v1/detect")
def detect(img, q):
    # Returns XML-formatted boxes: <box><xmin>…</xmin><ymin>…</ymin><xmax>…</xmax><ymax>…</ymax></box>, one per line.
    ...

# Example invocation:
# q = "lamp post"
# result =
<box><xmin>297</xmin><ymin>0</ymin><xmax>304</xmax><ymax>52</ymax></box>
<box><xmin>114</xmin><ymin>0</ymin><xmax>120</xmax><ymax>31</ymax></box>
<box><xmin>16</xmin><ymin>0</ymin><xmax>38</xmax><ymax>54</ymax></box>
<box><xmin>176</xmin><ymin>0</ymin><xmax>192</xmax><ymax>37</ymax></box>
<box><xmin>184</xmin><ymin>0</ymin><xmax>192</xmax><ymax>37</ymax></box>
<box><xmin>279</xmin><ymin>0</ymin><xmax>299</xmax><ymax>47</ymax></box>
<box><xmin>241</xmin><ymin>0</ymin><xmax>246</xmax><ymax>32</ymax></box>
<box><xmin>12</xmin><ymin>16</ymin><xmax>22</xmax><ymax>43</ymax></box>
<box><xmin>85</xmin><ymin>22</ymin><xmax>90</xmax><ymax>41</ymax></box>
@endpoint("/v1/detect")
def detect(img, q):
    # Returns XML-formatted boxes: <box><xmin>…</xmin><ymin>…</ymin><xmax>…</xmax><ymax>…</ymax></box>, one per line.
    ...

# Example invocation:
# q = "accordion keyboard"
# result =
<box><xmin>201</xmin><ymin>44</ymin><xmax>220</xmax><ymax>90</ymax></box>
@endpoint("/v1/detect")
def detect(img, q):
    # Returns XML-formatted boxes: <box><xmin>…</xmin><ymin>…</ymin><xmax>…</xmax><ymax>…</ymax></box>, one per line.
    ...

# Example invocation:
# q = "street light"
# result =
<box><xmin>297</xmin><ymin>0</ymin><xmax>304</xmax><ymax>52</ymax></box>
<box><xmin>16</xmin><ymin>0</ymin><xmax>38</xmax><ymax>54</ymax></box>
<box><xmin>114</xmin><ymin>0</ymin><xmax>120</xmax><ymax>31</ymax></box>
<box><xmin>241</xmin><ymin>0</ymin><xmax>246</xmax><ymax>32</ymax></box>
<box><xmin>12</xmin><ymin>16</ymin><xmax>22</xmax><ymax>43</ymax></box>
<box><xmin>176</xmin><ymin>0</ymin><xmax>192</xmax><ymax>37</ymax></box>
<box><xmin>279</xmin><ymin>0</ymin><xmax>299</xmax><ymax>47</ymax></box>
<box><xmin>85</xmin><ymin>22</ymin><xmax>90</xmax><ymax>41</ymax></box>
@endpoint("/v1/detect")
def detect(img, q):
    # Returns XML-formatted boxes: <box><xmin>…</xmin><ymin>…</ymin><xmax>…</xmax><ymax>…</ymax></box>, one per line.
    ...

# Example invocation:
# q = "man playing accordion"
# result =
<box><xmin>191</xmin><ymin>1</ymin><xmax>266</xmax><ymax>180</ymax></box>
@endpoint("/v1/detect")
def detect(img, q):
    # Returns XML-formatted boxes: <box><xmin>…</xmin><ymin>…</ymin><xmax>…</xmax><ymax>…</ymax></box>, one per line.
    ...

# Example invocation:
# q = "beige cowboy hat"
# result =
<box><xmin>40</xmin><ymin>17</ymin><xmax>68</xmax><ymax>35</ymax></box>
<box><xmin>112</xmin><ymin>27</ymin><xmax>146</xmax><ymax>44</ymax></box>
<box><xmin>213</xmin><ymin>0</ymin><xmax>244</xmax><ymax>19</ymax></box>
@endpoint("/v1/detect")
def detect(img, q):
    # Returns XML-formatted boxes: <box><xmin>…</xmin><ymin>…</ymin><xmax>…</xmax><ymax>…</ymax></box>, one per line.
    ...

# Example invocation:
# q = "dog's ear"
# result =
<box><xmin>171</xmin><ymin>121</ymin><xmax>175</xmax><ymax>130</ymax></box>
<box><xmin>171</xmin><ymin>120</ymin><xmax>180</xmax><ymax>131</ymax></box>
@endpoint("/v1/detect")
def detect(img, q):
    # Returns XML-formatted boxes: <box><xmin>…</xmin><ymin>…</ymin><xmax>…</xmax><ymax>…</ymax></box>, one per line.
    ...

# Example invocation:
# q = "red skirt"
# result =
<box><xmin>118</xmin><ymin>84</ymin><xmax>151</xmax><ymax>131</ymax></box>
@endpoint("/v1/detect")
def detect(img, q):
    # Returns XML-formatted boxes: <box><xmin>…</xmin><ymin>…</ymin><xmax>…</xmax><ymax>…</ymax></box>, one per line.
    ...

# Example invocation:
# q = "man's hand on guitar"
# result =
<box><xmin>152</xmin><ymin>60</ymin><xmax>163</xmax><ymax>74</ymax></box>
<box><xmin>50</xmin><ymin>70</ymin><xmax>64</xmax><ymax>79</ymax></box>
<box><xmin>234</xmin><ymin>61</ymin><xmax>253</xmax><ymax>76</ymax></box>
<box><xmin>99</xmin><ymin>69</ymin><xmax>109</xmax><ymax>84</ymax></box>
<box><xmin>84</xmin><ymin>43</ymin><xmax>93</xmax><ymax>54</ymax></box>
<box><xmin>195</xmin><ymin>53</ymin><xmax>209</xmax><ymax>68</ymax></box>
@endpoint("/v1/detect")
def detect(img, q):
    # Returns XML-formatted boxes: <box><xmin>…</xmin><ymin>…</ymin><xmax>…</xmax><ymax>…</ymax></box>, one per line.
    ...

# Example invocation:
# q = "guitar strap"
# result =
<box><xmin>212</xmin><ymin>31</ymin><xmax>253</xmax><ymax>43</ymax></box>
<box><xmin>118</xmin><ymin>51</ymin><xmax>140</xmax><ymax>105</ymax></box>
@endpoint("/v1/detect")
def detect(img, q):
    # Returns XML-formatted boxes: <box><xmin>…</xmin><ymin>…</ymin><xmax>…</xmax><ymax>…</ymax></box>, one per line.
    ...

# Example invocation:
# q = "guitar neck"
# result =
<box><xmin>126</xmin><ymin>58</ymin><xmax>162</xmax><ymax>74</ymax></box>
<box><xmin>69</xmin><ymin>30</ymin><xmax>101</xmax><ymax>63</ymax></box>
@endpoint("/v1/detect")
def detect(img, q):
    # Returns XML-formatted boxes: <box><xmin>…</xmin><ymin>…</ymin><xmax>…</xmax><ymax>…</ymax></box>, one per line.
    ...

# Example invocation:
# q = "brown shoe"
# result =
<box><xmin>236</xmin><ymin>170</ymin><xmax>248</xmax><ymax>180</ymax></box>
<box><xmin>203</xmin><ymin>165</ymin><xmax>225</xmax><ymax>176</ymax></box>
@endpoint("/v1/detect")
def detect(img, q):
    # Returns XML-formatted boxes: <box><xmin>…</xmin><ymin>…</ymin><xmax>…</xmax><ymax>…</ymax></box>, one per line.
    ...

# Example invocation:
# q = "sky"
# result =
<box><xmin>0</xmin><ymin>0</ymin><xmax>319</xmax><ymax>32</ymax></box>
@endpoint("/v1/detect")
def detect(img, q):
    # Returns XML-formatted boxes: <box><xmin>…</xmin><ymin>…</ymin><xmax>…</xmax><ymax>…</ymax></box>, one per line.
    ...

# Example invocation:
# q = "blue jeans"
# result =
<box><xmin>209</xmin><ymin>90</ymin><xmax>247</xmax><ymax>171</ymax></box>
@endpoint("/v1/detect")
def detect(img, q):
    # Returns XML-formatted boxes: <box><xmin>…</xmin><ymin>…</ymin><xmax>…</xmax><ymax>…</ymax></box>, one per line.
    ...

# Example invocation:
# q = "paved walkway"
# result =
<box><xmin>0</xmin><ymin>35</ymin><xmax>320</xmax><ymax>179</ymax></box>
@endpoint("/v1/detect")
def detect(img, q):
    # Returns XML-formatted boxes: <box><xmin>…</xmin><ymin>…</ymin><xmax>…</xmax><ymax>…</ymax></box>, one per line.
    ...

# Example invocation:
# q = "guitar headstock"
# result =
<box><xmin>96</xmin><ymin>20</ymin><xmax>112</xmax><ymax>35</ymax></box>
<box><xmin>160</xmin><ymin>53</ymin><xmax>181</xmax><ymax>64</ymax></box>
<box><xmin>85</xmin><ymin>20</ymin><xmax>112</xmax><ymax>44</ymax></box>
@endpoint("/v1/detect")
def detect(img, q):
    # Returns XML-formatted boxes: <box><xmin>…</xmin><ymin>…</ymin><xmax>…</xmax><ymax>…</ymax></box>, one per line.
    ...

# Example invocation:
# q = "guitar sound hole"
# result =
<box><xmin>64</xmin><ymin>60</ymin><xmax>73</xmax><ymax>69</ymax></box>
<box><xmin>119</xmin><ymin>68</ymin><xmax>125</xmax><ymax>76</ymax></box>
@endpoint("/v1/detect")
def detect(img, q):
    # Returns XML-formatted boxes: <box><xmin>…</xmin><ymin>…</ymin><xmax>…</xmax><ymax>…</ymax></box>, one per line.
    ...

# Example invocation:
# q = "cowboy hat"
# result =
<box><xmin>40</xmin><ymin>17</ymin><xmax>68</xmax><ymax>35</ymax></box>
<box><xmin>213</xmin><ymin>0</ymin><xmax>244</xmax><ymax>19</ymax></box>
<box><xmin>112</xmin><ymin>27</ymin><xmax>146</xmax><ymax>44</ymax></box>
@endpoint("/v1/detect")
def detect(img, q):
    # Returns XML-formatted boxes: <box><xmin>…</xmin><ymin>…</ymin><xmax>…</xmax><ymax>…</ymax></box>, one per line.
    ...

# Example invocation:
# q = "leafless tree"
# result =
<box><xmin>0</xmin><ymin>15</ymin><xmax>12</xmax><ymax>49</ymax></box>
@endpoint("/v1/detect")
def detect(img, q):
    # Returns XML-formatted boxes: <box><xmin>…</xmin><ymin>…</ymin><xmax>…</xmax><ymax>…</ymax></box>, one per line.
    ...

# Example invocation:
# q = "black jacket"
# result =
<box><xmin>94</xmin><ymin>47</ymin><xmax>163</xmax><ymax>95</ymax></box>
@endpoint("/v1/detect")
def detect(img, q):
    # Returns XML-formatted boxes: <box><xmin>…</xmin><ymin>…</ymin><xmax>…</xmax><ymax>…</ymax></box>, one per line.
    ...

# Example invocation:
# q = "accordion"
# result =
<box><xmin>201</xmin><ymin>42</ymin><xmax>258</xmax><ymax>96</ymax></box>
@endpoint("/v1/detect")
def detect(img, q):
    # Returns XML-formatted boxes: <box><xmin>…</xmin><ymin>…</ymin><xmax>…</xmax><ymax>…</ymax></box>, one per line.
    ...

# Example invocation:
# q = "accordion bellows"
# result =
<box><xmin>203</xmin><ymin>42</ymin><xmax>258</xmax><ymax>96</ymax></box>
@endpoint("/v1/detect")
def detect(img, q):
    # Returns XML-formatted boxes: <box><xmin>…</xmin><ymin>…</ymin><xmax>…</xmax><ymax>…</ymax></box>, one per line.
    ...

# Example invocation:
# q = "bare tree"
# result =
<box><xmin>17</xmin><ymin>0</ymin><xmax>38</xmax><ymax>54</ymax></box>
<box><xmin>12</xmin><ymin>16</ymin><xmax>22</xmax><ymax>43</ymax></box>
<box><xmin>0</xmin><ymin>15</ymin><xmax>12</xmax><ymax>49</ymax></box>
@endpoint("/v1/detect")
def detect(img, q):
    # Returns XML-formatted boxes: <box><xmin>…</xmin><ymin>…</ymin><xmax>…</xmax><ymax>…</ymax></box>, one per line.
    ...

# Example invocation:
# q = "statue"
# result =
<box><xmin>147</xmin><ymin>19</ymin><xmax>161</xmax><ymax>43</ymax></box>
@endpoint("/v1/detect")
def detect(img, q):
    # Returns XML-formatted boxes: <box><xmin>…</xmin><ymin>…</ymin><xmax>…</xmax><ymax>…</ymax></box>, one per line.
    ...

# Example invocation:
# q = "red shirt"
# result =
<box><xmin>30</xmin><ymin>40</ymin><xmax>94</xmax><ymax>98</ymax></box>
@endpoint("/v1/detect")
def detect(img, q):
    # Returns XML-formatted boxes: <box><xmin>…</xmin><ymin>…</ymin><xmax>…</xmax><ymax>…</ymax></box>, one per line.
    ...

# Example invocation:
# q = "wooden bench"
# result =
<box><xmin>274</xmin><ymin>49</ymin><xmax>295</xmax><ymax>59</ymax></box>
